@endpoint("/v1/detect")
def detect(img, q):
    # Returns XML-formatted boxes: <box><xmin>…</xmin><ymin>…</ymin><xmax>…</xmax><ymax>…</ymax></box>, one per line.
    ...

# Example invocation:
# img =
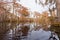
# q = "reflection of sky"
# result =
<box><xmin>18</xmin><ymin>0</ymin><xmax>49</xmax><ymax>13</ymax></box>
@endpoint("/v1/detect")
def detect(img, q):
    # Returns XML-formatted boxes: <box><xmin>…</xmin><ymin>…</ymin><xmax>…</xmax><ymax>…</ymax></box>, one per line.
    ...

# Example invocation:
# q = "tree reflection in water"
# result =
<box><xmin>0</xmin><ymin>22</ymin><xmax>30</xmax><ymax>40</ymax></box>
<box><xmin>0</xmin><ymin>22</ymin><xmax>59</xmax><ymax>40</ymax></box>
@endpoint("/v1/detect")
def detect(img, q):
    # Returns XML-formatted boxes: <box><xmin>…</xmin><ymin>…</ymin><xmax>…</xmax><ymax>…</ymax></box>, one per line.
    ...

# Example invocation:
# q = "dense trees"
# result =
<box><xmin>0</xmin><ymin>0</ymin><xmax>60</xmax><ymax>39</ymax></box>
<box><xmin>0</xmin><ymin>0</ymin><xmax>59</xmax><ymax>31</ymax></box>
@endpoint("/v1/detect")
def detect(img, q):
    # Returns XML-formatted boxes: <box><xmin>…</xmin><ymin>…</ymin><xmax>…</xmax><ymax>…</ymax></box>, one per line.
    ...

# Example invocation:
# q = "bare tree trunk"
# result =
<box><xmin>56</xmin><ymin>0</ymin><xmax>60</xmax><ymax>22</ymax></box>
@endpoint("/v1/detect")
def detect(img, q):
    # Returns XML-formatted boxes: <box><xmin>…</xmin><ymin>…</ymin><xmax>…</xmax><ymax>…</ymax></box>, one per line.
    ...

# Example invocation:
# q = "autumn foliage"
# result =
<box><xmin>18</xmin><ymin>7</ymin><xmax>29</xmax><ymax>16</ymax></box>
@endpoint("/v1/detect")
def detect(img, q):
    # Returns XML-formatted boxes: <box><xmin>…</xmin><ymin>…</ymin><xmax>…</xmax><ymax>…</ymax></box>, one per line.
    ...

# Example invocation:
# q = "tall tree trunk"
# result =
<box><xmin>56</xmin><ymin>0</ymin><xmax>60</xmax><ymax>22</ymax></box>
